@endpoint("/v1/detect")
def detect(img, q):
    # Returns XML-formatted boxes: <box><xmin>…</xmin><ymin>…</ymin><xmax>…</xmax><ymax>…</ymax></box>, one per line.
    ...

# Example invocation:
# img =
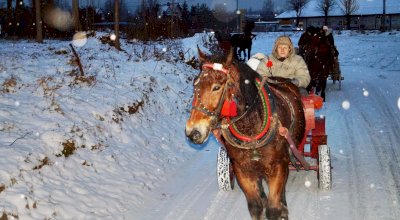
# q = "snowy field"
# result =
<box><xmin>1</xmin><ymin>29</ymin><xmax>400</xmax><ymax>220</ymax></box>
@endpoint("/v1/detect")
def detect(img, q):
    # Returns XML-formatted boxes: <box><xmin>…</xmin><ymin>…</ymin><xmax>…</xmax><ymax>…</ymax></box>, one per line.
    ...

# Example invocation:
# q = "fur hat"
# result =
<box><xmin>274</xmin><ymin>35</ymin><xmax>292</xmax><ymax>47</ymax></box>
<box><xmin>322</xmin><ymin>25</ymin><xmax>331</xmax><ymax>36</ymax></box>
<box><xmin>272</xmin><ymin>36</ymin><xmax>294</xmax><ymax>58</ymax></box>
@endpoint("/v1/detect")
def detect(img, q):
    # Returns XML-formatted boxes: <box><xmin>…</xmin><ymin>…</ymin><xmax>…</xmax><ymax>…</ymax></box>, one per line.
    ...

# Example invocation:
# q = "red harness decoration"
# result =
<box><xmin>227</xmin><ymin>78</ymin><xmax>272</xmax><ymax>142</ymax></box>
<box><xmin>221</xmin><ymin>100</ymin><xmax>237</xmax><ymax>117</ymax></box>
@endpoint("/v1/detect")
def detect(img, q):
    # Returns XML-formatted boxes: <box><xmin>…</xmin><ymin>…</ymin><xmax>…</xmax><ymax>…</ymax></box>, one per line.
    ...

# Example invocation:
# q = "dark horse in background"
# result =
<box><xmin>299</xmin><ymin>27</ymin><xmax>335</xmax><ymax>101</ymax></box>
<box><xmin>215</xmin><ymin>21</ymin><xmax>256</xmax><ymax>61</ymax></box>
<box><xmin>185</xmin><ymin>48</ymin><xmax>306</xmax><ymax>220</ymax></box>
<box><xmin>230</xmin><ymin>30</ymin><xmax>256</xmax><ymax>61</ymax></box>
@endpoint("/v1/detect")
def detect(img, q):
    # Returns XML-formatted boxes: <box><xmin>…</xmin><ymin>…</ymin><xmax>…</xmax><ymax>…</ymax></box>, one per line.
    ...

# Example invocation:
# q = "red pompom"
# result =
<box><xmin>221</xmin><ymin>100</ymin><xmax>237</xmax><ymax>117</ymax></box>
<box><xmin>229</xmin><ymin>100</ymin><xmax>237</xmax><ymax>116</ymax></box>
<box><xmin>266</xmin><ymin>60</ymin><xmax>273</xmax><ymax>68</ymax></box>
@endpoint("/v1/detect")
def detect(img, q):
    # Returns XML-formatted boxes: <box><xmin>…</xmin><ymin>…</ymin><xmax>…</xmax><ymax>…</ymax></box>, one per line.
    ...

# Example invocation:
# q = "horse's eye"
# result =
<box><xmin>212</xmin><ymin>85</ymin><xmax>221</xmax><ymax>91</ymax></box>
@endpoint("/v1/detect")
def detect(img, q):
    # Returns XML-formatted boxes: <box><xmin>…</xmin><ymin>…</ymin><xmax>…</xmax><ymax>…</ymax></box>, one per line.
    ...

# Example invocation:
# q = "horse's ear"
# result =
<box><xmin>225</xmin><ymin>48</ymin><xmax>234</xmax><ymax>66</ymax></box>
<box><xmin>197</xmin><ymin>45</ymin><xmax>207</xmax><ymax>63</ymax></box>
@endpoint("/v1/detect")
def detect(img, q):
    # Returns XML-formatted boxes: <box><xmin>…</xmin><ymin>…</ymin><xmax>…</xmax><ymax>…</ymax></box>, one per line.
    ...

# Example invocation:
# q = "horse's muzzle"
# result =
<box><xmin>185</xmin><ymin>123</ymin><xmax>210</xmax><ymax>144</ymax></box>
<box><xmin>187</xmin><ymin>129</ymin><xmax>203</xmax><ymax>144</ymax></box>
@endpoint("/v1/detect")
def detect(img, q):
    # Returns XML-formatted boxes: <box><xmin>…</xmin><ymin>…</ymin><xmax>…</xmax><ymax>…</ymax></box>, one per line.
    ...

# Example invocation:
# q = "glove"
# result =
<box><xmin>252</xmin><ymin>53</ymin><xmax>266</xmax><ymax>60</ymax></box>
<box><xmin>291</xmin><ymin>78</ymin><xmax>299</xmax><ymax>86</ymax></box>
<box><xmin>246</xmin><ymin>58</ymin><xmax>261</xmax><ymax>71</ymax></box>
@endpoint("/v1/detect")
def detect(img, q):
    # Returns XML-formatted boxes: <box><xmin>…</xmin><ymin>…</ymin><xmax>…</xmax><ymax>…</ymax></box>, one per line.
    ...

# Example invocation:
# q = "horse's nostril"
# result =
<box><xmin>190</xmin><ymin>130</ymin><xmax>201</xmax><ymax>142</ymax></box>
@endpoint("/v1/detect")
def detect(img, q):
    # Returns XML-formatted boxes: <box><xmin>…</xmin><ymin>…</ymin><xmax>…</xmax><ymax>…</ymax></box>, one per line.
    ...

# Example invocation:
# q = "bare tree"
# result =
<box><xmin>316</xmin><ymin>0</ymin><xmax>336</xmax><ymax>25</ymax></box>
<box><xmin>261</xmin><ymin>0</ymin><xmax>275</xmax><ymax>21</ymax></box>
<box><xmin>35</xmin><ymin>0</ymin><xmax>43</xmax><ymax>43</ymax></box>
<box><xmin>338</xmin><ymin>0</ymin><xmax>359</xmax><ymax>30</ymax></box>
<box><xmin>287</xmin><ymin>0</ymin><xmax>311</xmax><ymax>27</ymax></box>
<box><xmin>72</xmin><ymin>0</ymin><xmax>82</xmax><ymax>31</ymax></box>
<box><xmin>114</xmin><ymin>0</ymin><xmax>121</xmax><ymax>50</ymax></box>
<box><xmin>6</xmin><ymin>0</ymin><xmax>12</xmax><ymax>36</ymax></box>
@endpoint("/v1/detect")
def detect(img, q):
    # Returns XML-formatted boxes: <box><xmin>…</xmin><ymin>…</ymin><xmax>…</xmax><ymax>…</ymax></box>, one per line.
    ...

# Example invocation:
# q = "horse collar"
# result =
<box><xmin>223</xmin><ymin>78</ymin><xmax>274</xmax><ymax>144</ymax></box>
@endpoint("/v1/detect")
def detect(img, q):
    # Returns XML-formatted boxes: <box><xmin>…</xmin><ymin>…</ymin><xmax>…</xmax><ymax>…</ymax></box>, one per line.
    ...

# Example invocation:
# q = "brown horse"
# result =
<box><xmin>185</xmin><ymin>48</ymin><xmax>306</xmax><ymax>220</ymax></box>
<box><xmin>302</xmin><ymin>28</ymin><xmax>335</xmax><ymax>101</ymax></box>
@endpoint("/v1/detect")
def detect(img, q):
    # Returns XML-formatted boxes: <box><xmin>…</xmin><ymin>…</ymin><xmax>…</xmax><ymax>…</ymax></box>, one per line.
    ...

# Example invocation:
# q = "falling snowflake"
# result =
<box><xmin>162</xmin><ymin>48</ymin><xmax>167</xmax><ymax>52</ymax></box>
<box><xmin>43</xmin><ymin>7</ymin><xmax>73</xmax><ymax>31</ymax></box>
<box><xmin>14</xmin><ymin>101</ymin><xmax>20</xmax><ymax>107</ymax></box>
<box><xmin>72</xmin><ymin>32</ymin><xmax>87</xmax><ymax>47</ymax></box>
<box><xmin>397</xmin><ymin>97</ymin><xmax>400</xmax><ymax>110</ymax></box>
<box><xmin>342</xmin><ymin>100</ymin><xmax>350</xmax><ymax>110</ymax></box>
<box><xmin>339</xmin><ymin>149</ymin><xmax>344</xmax><ymax>154</ymax></box>
<box><xmin>305</xmin><ymin>180</ymin><xmax>311</xmax><ymax>188</ymax></box>
<box><xmin>110</xmin><ymin>34</ymin><xmax>116</xmax><ymax>41</ymax></box>
<box><xmin>362</xmin><ymin>88</ymin><xmax>369</xmax><ymax>97</ymax></box>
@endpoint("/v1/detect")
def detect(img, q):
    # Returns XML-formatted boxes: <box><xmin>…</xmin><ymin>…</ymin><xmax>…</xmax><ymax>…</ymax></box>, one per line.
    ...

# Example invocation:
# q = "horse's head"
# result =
<box><xmin>309</xmin><ymin>28</ymin><xmax>326</xmax><ymax>44</ymax></box>
<box><xmin>185</xmin><ymin>47</ymin><xmax>239</xmax><ymax>144</ymax></box>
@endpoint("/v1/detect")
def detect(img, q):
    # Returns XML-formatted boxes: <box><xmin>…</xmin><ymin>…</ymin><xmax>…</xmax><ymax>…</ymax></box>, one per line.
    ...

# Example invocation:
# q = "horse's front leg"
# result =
<box><xmin>234</xmin><ymin>164</ymin><xmax>266</xmax><ymax>220</ymax></box>
<box><xmin>238</xmin><ymin>48</ymin><xmax>245</xmax><ymax>61</ymax></box>
<box><xmin>233</xmin><ymin>46</ymin><xmax>239</xmax><ymax>60</ymax></box>
<box><xmin>266</xmin><ymin>162</ymin><xmax>289</xmax><ymax>220</ymax></box>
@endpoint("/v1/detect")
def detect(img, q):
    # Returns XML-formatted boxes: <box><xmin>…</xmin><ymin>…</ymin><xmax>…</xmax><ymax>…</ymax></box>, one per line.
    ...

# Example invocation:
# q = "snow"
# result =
<box><xmin>1</xmin><ymin>29</ymin><xmax>400</xmax><ymax>220</ymax></box>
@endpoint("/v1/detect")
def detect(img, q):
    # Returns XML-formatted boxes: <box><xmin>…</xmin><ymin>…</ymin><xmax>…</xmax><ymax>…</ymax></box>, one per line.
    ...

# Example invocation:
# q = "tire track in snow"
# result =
<box><xmin>357</xmin><ymin>85</ymin><xmax>400</xmax><ymax>219</ymax></box>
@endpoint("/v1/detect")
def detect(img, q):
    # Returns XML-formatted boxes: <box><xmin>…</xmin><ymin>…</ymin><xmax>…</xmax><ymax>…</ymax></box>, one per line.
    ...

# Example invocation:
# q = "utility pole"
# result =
<box><xmin>236</xmin><ymin>0</ymin><xmax>240</xmax><ymax>32</ymax></box>
<box><xmin>171</xmin><ymin>0</ymin><xmax>174</xmax><ymax>38</ymax></box>
<box><xmin>382</xmin><ymin>0</ymin><xmax>386</xmax><ymax>31</ymax></box>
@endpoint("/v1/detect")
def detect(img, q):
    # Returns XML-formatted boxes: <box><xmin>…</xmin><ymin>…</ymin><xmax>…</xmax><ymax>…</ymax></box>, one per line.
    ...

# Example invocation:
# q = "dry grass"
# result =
<box><xmin>112</xmin><ymin>100</ymin><xmax>145</xmax><ymax>123</ymax></box>
<box><xmin>33</xmin><ymin>157</ymin><xmax>52</xmax><ymax>170</ymax></box>
<box><xmin>59</xmin><ymin>140</ymin><xmax>76</xmax><ymax>158</ymax></box>
<box><xmin>1</xmin><ymin>75</ymin><xmax>17</xmax><ymax>93</ymax></box>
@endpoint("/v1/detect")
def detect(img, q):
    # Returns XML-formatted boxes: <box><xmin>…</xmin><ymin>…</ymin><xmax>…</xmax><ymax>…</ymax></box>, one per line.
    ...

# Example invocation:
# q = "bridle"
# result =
<box><xmin>191</xmin><ymin>63</ymin><xmax>233</xmax><ymax>127</ymax></box>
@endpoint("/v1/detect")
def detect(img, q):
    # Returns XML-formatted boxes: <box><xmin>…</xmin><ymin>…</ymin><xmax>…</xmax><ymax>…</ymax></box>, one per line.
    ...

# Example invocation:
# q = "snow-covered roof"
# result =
<box><xmin>276</xmin><ymin>0</ymin><xmax>400</xmax><ymax>19</ymax></box>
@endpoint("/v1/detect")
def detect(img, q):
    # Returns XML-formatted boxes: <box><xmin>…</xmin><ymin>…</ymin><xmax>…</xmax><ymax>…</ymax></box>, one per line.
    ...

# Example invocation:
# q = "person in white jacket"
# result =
<box><xmin>247</xmin><ymin>35</ymin><xmax>311</xmax><ymax>94</ymax></box>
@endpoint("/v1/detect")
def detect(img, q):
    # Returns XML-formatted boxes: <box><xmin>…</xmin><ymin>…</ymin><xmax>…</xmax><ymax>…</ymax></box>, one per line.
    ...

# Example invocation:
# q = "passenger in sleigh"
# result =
<box><xmin>246</xmin><ymin>35</ymin><xmax>311</xmax><ymax>96</ymax></box>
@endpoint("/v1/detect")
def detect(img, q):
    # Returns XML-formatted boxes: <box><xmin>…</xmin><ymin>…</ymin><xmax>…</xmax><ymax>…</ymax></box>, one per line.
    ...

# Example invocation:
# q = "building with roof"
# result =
<box><xmin>275</xmin><ymin>0</ymin><xmax>400</xmax><ymax>30</ymax></box>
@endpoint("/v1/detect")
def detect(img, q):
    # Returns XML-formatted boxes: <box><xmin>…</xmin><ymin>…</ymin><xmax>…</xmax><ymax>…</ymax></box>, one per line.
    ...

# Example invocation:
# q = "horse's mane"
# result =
<box><xmin>235</xmin><ymin>60</ymin><xmax>261</xmax><ymax>106</ymax></box>
<box><xmin>202</xmin><ymin>52</ymin><xmax>260</xmax><ymax>106</ymax></box>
